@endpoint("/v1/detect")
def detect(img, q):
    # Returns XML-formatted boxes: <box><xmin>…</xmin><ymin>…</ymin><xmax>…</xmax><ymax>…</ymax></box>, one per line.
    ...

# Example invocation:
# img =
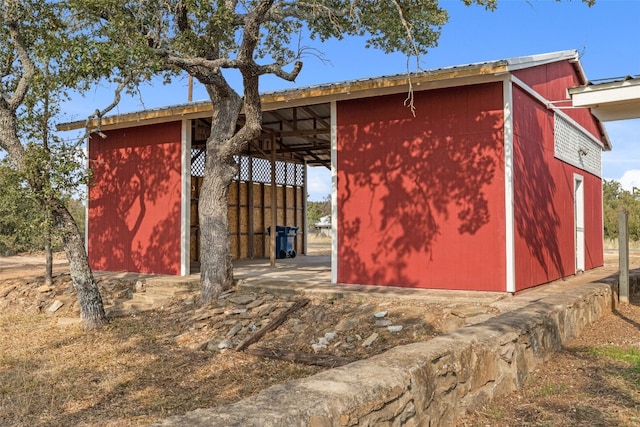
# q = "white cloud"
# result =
<box><xmin>618</xmin><ymin>169</ymin><xmax>640</xmax><ymax>193</ymax></box>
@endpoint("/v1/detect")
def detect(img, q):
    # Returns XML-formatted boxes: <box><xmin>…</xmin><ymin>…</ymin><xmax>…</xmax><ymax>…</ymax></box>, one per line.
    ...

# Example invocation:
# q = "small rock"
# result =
<box><xmin>324</xmin><ymin>332</ymin><xmax>337</xmax><ymax>341</ymax></box>
<box><xmin>226</xmin><ymin>322</ymin><xmax>243</xmax><ymax>338</ymax></box>
<box><xmin>228</xmin><ymin>294</ymin><xmax>257</xmax><ymax>305</ymax></box>
<box><xmin>361</xmin><ymin>332</ymin><xmax>379</xmax><ymax>347</ymax></box>
<box><xmin>183</xmin><ymin>296</ymin><xmax>196</xmax><ymax>305</ymax></box>
<box><xmin>135</xmin><ymin>280</ymin><xmax>146</xmax><ymax>292</ymax></box>
<box><xmin>311</xmin><ymin>343</ymin><xmax>327</xmax><ymax>352</ymax></box>
<box><xmin>37</xmin><ymin>285</ymin><xmax>54</xmax><ymax>293</ymax></box>
<box><xmin>246</xmin><ymin>297</ymin><xmax>266</xmax><ymax>309</ymax></box>
<box><xmin>46</xmin><ymin>300</ymin><xmax>64</xmax><ymax>314</ymax></box>
<box><xmin>375</xmin><ymin>319</ymin><xmax>392</xmax><ymax>327</ymax></box>
<box><xmin>255</xmin><ymin>303</ymin><xmax>277</xmax><ymax>317</ymax></box>
<box><xmin>318</xmin><ymin>337</ymin><xmax>329</xmax><ymax>346</ymax></box>
<box><xmin>374</xmin><ymin>311</ymin><xmax>388</xmax><ymax>318</ymax></box>
<box><xmin>387</xmin><ymin>325</ymin><xmax>403</xmax><ymax>332</ymax></box>
<box><xmin>218</xmin><ymin>340</ymin><xmax>233</xmax><ymax>349</ymax></box>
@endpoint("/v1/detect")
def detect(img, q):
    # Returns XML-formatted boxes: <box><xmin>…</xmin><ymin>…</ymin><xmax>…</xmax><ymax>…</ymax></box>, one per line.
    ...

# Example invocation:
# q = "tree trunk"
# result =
<box><xmin>44</xmin><ymin>225</ymin><xmax>53</xmax><ymax>287</ymax></box>
<box><xmin>53</xmin><ymin>201</ymin><xmax>108</xmax><ymax>329</ymax></box>
<box><xmin>198</xmin><ymin>86</ymin><xmax>244</xmax><ymax>305</ymax></box>
<box><xmin>198</xmin><ymin>160</ymin><xmax>235</xmax><ymax>304</ymax></box>
<box><xmin>1</xmin><ymin>108</ymin><xmax>108</xmax><ymax>330</ymax></box>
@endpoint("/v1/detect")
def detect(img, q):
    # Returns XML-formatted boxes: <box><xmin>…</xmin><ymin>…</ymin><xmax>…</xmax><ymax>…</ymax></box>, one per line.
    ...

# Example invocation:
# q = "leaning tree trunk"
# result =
<box><xmin>2</xmin><ymin>107</ymin><xmax>107</xmax><ymax>328</ymax></box>
<box><xmin>53</xmin><ymin>201</ymin><xmax>108</xmax><ymax>329</ymax></box>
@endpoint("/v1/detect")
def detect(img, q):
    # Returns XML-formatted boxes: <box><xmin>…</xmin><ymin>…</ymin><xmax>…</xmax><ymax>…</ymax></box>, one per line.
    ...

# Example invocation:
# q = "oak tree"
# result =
<box><xmin>0</xmin><ymin>0</ymin><xmax>108</xmax><ymax>329</ymax></box>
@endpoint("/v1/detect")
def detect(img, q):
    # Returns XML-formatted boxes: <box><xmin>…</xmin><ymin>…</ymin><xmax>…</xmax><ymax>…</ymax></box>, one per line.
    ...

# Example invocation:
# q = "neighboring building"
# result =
<box><xmin>59</xmin><ymin>50</ymin><xmax>609</xmax><ymax>293</ymax></box>
<box><xmin>314</xmin><ymin>215</ymin><xmax>331</xmax><ymax>237</ymax></box>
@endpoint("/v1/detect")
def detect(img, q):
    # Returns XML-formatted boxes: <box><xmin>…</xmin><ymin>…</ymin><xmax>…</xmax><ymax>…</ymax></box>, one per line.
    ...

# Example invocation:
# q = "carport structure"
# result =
<box><xmin>61</xmin><ymin>50</ymin><xmax>610</xmax><ymax>293</ymax></box>
<box><xmin>60</xmin><ymin>97</ymin><xmax>332</xmax><ymax>276</ymax></box>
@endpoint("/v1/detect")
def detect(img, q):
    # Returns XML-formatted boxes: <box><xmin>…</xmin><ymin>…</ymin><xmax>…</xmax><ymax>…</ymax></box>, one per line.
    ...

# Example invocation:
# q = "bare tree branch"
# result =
<box><xmin>82</xmin><ymin>74</ymin><xmax>139</xmax><ymax>141</ymax></box>
<box><xmin>5</xmin><ymin>21</ymin><xmax>36</xmax><ymax>111</ymax></box>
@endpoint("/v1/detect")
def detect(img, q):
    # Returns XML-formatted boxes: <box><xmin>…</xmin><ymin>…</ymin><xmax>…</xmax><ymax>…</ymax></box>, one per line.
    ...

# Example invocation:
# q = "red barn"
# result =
<box><xmin>60</xmin><ymin>50</ymin><xmax>609</xmax><ymax>293</ymax></box>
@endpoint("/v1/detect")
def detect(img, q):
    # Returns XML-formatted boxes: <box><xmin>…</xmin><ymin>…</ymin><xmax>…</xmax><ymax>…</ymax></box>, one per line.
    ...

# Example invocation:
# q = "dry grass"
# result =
<box><xmin>0</xmin><ymin>309</ymin><xmax>320</xmax><ymax>427</ymax></box>
<box><xmin>0</xmin><ymin>252</ymin><xmax>442</xmax><ymax>426</ymax></box>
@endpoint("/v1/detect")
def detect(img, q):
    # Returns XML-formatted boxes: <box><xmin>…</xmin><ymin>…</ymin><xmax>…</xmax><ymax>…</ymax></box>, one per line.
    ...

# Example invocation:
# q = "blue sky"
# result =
<box><xmin>63</xmin><ymin>0</ymin><xmax>640</xmax><ymax>200</ymax></box>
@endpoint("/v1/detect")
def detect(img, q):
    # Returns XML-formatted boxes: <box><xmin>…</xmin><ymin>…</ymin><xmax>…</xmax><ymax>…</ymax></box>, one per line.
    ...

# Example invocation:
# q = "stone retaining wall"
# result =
<box><xmin>152</xmin><ymin>282</ymin><xmax>614</xmax><ymax>427</ymax></box>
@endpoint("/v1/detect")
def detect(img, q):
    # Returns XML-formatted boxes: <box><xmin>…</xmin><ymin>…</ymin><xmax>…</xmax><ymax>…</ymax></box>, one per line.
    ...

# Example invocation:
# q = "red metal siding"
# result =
<box><xmin>512</xmin><ymin>84</ymin><xmax>604</xmax><ymax>291</ymax></box>
<box><xmin>513</xmin><ymin>61</ymin><xmax>603</xmax><ymax>140</ymax></box>
<box><xmin>88</xmin><ymin>122</ymin><xmax>182</xmax><ymax>275</ymax></box>
<box><xmin>337</xmin><ymin>84</ymin><xmax>506</xmax><ymax>291</ymax></box>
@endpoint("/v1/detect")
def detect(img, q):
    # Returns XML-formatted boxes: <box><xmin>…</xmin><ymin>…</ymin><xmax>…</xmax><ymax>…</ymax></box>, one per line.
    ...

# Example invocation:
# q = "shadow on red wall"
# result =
<box><xmin>88</xmin><ymin>123</ymin><xmax>182</xmax><ymax>275</ymax></box>
<box><xmin>513</xmin><ymin>90</ymin><xmax>570</xmax><ymax>289</ymax></box>
<box><xmin>337</xmin><ymin>86</ymin><xmax>505</xmax><ymax>290</ymax></box>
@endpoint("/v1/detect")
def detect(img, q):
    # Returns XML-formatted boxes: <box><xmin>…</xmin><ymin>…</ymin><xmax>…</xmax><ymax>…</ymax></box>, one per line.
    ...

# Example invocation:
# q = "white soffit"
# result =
<box><xmin>569</xmin><ymin>77</ymin><xmax>640</xmax><ymax>122</ymax></box>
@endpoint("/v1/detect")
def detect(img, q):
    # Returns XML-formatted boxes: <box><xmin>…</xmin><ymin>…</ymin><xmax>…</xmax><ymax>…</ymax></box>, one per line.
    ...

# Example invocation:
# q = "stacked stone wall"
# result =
<box><xmin>153</xmin><ymin>282</ymin><xmax>614</xmax><ymax>427</ymax></box>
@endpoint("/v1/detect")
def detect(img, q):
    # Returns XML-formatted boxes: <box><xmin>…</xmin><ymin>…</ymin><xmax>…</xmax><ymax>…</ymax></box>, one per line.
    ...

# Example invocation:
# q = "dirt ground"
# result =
<box><xmin>1</xmin><ymin>251</ymin><xmax>639</xmax><ymax>426</ymax></box>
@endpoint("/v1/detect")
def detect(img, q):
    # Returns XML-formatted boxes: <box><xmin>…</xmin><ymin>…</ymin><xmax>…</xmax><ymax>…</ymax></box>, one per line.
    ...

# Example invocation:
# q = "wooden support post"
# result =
<box><xmin>270</xmin><ymin>136</ymin><xmax>277</xmax><ymax>267</ymax></box>
<box><xmin>618</xmin><ymin>210</ymin><xmax>630</xmax><ymax>303</ymax></box>
<box><xmin>302</xmin><ymin>161</ymin><xmax>308</xmax><ymax>256</ymax></box>
<box><xmin>248</xmin><ymin>155</ymin><xmax>254</xmax><ymax>259</ymax></box>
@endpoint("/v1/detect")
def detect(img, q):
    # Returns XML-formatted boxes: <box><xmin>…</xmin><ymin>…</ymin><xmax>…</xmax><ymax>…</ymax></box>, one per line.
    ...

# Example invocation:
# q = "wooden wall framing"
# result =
<box><xmin>190</xmin><ymin>177</ymin><xmax>304</xmax><ymax>263</ymax></box>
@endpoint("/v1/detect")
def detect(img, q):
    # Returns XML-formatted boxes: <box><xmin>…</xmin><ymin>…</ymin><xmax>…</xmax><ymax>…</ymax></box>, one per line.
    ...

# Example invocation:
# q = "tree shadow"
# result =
<box><xmin>337</xmin><ymin>86</ymin><xmax>504</xmax><ymax>289</ymax></box>
<box><xmin>512</xmin><ymin>90</ymin><xmax>567</xmax><ymax>289</ymax></box>
<box><xmin>88</xmin><ymin>123</ymin><xmax>182</xmax><ymax>275</ymax></box>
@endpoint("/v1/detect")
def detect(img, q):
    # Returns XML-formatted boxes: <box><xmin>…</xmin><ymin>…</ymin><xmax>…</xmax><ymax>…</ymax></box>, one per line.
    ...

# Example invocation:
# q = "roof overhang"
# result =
<box><xmin>57</xmin><ymin>63</ymin><xmax>512</xmax><ymax>133</ymax></box>
<box><xmin>57</xmin><ymin>50</ymin><xmax>581</xmax><ymax>133</ymax></box>
<box><xmin>56</xmin><ymin>50</ymin><xmax>592</xmax><ymax>166</ymax></box>
<box><xmin>569</xmin><ymin>76</ymin><xmax>640</xmax><ymax>122</ymax></box>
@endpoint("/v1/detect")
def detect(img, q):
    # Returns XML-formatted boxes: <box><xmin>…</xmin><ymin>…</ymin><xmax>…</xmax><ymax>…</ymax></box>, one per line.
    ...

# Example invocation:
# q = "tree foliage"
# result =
<box><xmin>603</xmin><ymin>179</ymin><xmax>640</xmax><ymax>241</ymax></box>
<box><xmin>307</xmin><ymin>195</ymin><xmax>331</xmax><ymax>230</ymax></box>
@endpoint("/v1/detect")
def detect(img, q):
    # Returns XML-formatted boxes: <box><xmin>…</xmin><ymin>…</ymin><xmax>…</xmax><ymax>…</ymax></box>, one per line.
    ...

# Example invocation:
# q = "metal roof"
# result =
<box><xmin>58</xmin><ymin>50</ymin><xmax>588</xmax><ymax>167</ymax></box>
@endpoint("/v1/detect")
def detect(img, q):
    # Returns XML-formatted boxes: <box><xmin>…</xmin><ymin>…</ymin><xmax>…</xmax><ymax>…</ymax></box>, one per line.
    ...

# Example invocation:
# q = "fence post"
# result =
<box><xmin>618</xmin><ymin>210</ymin><xmax>629</xmax><ymax>303</ymax></box>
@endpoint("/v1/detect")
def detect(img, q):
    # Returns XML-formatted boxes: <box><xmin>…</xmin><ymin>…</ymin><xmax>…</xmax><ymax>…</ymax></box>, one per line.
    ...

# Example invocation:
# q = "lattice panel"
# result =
<box><xmin>191</xmin><ymin>152</ymin><xmax>303</xmax><ymax>186</ymax></box>
<box><xmin>554</xmin><ymin>114</ymin><xmax>602</xmax><ymax>177</ymax></box>
<box><xmin>236</xmin><ymin>156</ymin><xmax>249</xmax><ymax>181</ymax></box>
<box><xmin>251</xmin><ymin>157</ymin><xmax>272</xmax><ymax>184</ymax></box>
<box><xmin>275</xmin><ymin>161</ymin><xmax>286</xmax><ymax>184</ymax></box>
<box><xmin>191</xmin><ymin>149</ymin><xmax>206</xmax><ymax>177</ymax></box>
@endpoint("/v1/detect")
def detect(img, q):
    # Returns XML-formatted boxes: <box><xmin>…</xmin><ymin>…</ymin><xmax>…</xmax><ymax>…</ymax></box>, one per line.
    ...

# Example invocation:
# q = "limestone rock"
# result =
<box><xmin>46</xmin><ymin>300</ymin><xmax>64</xmax><ymax>314</ymax></box>
<box><xmin>361</xmin><ymin>332</ymin><xmax>379</xmax><ymax>347</ymax></box>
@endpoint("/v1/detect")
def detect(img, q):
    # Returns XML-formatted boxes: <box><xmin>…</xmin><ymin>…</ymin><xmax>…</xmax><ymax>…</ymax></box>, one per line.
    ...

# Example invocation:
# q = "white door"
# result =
<box><xmin>574</xmin><ymin>175</ymin><xmax>585</xmax><ymax>272</ymax></box>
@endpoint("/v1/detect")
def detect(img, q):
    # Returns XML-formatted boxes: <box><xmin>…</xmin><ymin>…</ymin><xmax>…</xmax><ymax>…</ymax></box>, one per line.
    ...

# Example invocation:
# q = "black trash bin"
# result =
<box><xmin>268</xmin><ymin>226</ymin><xmax>298</xmax><ymax>259</ymax></box>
